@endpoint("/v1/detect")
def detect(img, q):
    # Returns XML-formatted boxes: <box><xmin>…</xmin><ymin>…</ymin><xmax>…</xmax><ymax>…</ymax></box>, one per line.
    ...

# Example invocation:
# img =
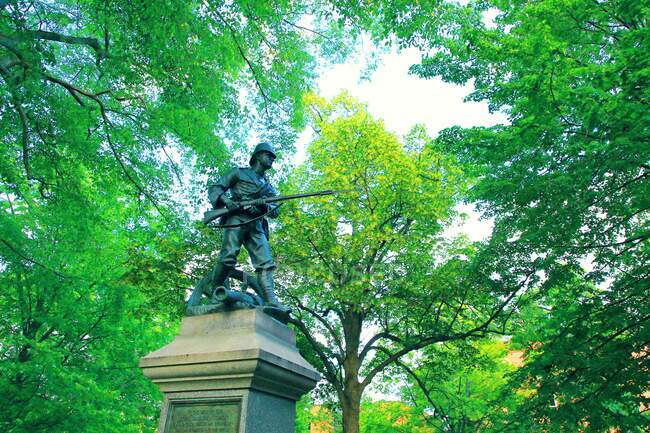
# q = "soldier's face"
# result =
<box><xmin>258</xmin><ymin>151</ymin><xmax>276</xmax><ymax>169</ymax></box>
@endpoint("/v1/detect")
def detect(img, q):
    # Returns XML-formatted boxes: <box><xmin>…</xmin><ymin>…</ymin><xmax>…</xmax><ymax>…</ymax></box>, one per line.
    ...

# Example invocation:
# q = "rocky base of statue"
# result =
<box><xmin>140</xmin><ymin>309</ymin><xmax>320</xmax><ymax>433</ymax></box>
<box><xmin>186</xmin><ymin>286</ymin><xmax>291</xmax><ymax>324</ymax></box>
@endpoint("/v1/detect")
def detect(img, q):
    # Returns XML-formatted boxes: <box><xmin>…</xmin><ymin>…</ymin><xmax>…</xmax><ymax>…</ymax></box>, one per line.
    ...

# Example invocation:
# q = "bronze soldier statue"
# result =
<box><xmin>187</xmin><ymin>142</ymin><xmax>288</xmax><ymax>314</ymax></box>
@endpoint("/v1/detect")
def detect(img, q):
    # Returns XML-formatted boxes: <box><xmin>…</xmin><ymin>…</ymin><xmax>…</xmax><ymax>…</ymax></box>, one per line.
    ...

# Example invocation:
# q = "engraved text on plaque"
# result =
<box><xmin>165</xmin><ymin>400</ymin><xmax>241</xmax><ymax>433</ymax></box>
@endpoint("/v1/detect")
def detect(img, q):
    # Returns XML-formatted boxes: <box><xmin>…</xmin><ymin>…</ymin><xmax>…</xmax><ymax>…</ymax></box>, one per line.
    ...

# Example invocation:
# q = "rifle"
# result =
<box><xmin>202</xmin><ymin>189</ymin><xmax>352</xmax><ymax>225</ymax></box>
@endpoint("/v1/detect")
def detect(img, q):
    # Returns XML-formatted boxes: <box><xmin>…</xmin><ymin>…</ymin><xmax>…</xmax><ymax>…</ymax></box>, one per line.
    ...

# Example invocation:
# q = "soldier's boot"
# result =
<box><xmin>257</xmin><ymin>270</ymin><xmax>288</xmax><ymax>311</ymax></box>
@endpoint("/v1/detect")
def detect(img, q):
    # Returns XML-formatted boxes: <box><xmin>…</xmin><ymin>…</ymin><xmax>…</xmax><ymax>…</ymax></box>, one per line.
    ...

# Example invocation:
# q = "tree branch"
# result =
<box><xmin>307</xmin><ymin>234</ymin><xmax>336</xmax><ymax>274</ymax></box>
<box><xmin>289</xmin><ymin>315</ymin><xmax>343</xmax><ymax>394</ymax></box>
<box><xmin>0</xmin><ymin>54</ymin><xmax>43</xmax><ymax>181</ymax></box>
<box><xmin>0</xmin><ymin>238</ymin><xmax>74</xmax><ymax>280</ymax></box>
<box><xmin>392</xmin><ymin>354</ymin><xmax>453</xmax><ymax>432</ymax></box>
<box><xmin>14</xmin><ymin>95</ymin><xmax>31</xmax><ymax>178</ymax></box>
<box><xmin>41</xmin><ymin>72</ymin><xmax>167</xmax><ymax>216</ymax></box>
<box><xmin>161</xmin><ymin>145</ymin><xmax>183</xmax><ymax>184</ymax></box>
<box><xmin>0</xmin><ymin>55</ymin><xmax>21</xmax><ymax>70</ymax></box>
<box><xmin>208</xmin><ymin>5</ymin><xmax>271</xmax><ymax>118</ymax></box>
<box><xmin>361</xmin><ymin>285</ymin><xmax>523</xmax><ymax>389</ymax></box>
<box><xmin>29</xmin><ymin>30</ymin><xmax>106</xmax><ymax>61</ymax></box>
<box><xmin>281</xmin><ymin>18</ymin><xmax>332</xmax><ymax>40</ymax></box>
<box><xmin>0</xmin><ymin>65</ymin><xmax>32</xmax><ymax>179</ymax></box>
<box><xmin>444</xmin><ymin>285</ymin><xmax>470</xmax><ymax>335</ymax></box>
<box><xmin>576</xmin><ymin>231</ymin><xmax>649</xmax><ymax>250</ymax></box>
<box><xmin>285</xmin><ymin>291</ymin><xmax>345</xmax><ymax>361</ymax></box>
<box><xmin>0</xmin><ymin>33</ymin><xmax>21</xmax><ymax>55</ymax></box>
<box><xmin>42</xmin><ymin>72</ymin><xmax>105</xmax><ymax>102</ymax></box>
<box><xmin>593</xmin><ymin>314</ymin><xmax>650</xmax><ymax>352</ymax></box>
<box><xmin>359</xmin><ymin>331</ymin><xmax>402</xmax><ymax>362</ymax></box>
<box><xmin>581</xmin><ymin>169</ymin><xmax>649</xmax><ymax>213</ymax></box>
<box><xmin>99</xmin><ymin>109</ymin><xmax>167</xmax><ymax>217</ymax></box>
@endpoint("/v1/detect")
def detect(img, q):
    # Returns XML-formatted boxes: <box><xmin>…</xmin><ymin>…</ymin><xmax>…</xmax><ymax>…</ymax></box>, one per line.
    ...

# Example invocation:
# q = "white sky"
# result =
<box><xmin>319</xmin><ymin>48</ymin><xmax>505</xmax><ymax>136</ymax></box>
<box><xmin>296</xmin><ymin>46</ymin><xmax>506</xmax><ymax>242</ymax></box>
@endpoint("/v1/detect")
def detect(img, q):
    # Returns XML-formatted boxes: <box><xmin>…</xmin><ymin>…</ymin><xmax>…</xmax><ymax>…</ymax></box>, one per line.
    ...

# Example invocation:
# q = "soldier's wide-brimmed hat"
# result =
<box><xmin>249</xmin><ymin>142</ymin><xmax>277</xmax><ymax>165</ymax></box>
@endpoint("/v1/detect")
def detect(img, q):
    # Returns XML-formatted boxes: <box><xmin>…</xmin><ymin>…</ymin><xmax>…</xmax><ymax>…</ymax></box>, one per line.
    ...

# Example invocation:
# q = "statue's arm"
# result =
<box><xmin>207</xmin><ymin>168</ymin><xmax>238</xmax><ymax>208</ymax></box>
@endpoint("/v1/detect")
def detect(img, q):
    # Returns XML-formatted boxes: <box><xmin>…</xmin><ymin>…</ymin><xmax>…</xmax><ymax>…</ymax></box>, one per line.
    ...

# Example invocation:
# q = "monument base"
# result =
<box><xmin>140</xmin><ymin>309</ymin><xmax>320</xmax><ymax>433</ymax></box>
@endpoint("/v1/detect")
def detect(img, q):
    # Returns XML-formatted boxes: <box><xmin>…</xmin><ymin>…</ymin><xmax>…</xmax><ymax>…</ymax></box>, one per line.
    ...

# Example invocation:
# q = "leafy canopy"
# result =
<box><xmin>276</xmin><ymin>93</ymin><xmax>529</xmax><ymax>433</ymax></box>
<box><xmin>369</xmin><ymin>0</ymin><xmax>650</xmax><ymax>430</ymax></box>
<box><xmin>0</xmin><ymin>1</ymin><xmax>362</xmax><ymax>431</ymax></box>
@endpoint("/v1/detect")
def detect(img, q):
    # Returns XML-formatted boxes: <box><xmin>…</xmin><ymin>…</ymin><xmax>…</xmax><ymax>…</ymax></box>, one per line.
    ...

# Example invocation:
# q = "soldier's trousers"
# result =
<box><xmin>187</xmin><ymin>215</ymin><xmax>275</xmax><ymax>307</ymax></box>
<box><xmin>218</xmin><ymin>215</ymin><xmax>275</xmax><ymax>271</ymax></box>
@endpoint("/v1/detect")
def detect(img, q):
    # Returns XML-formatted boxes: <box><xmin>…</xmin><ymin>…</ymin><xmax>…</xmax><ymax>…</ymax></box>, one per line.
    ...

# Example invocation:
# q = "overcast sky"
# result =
<box><xmin>317</xmin><ymin>48</ymin><xmax>506</xmax><ymax>136</ymax></box>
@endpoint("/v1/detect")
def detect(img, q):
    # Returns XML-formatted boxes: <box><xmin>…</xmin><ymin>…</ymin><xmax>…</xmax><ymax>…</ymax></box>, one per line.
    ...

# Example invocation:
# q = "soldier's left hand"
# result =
<box><xmin>251</xmin><ymin>199</ymin><xmax>266</xmax><ymax>206</ymax></box>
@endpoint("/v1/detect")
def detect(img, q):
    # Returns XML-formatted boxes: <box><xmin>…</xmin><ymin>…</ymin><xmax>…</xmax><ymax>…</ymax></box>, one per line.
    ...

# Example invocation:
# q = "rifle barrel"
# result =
<box><xmin>203</xmin><ymin>189</ymin><xmax>353</xmax><ymax>225</ymax></box>
<box><xmin>262</xmin><ymin>189</ymin><xmax>352</xmax><ymax>204</ymax></box>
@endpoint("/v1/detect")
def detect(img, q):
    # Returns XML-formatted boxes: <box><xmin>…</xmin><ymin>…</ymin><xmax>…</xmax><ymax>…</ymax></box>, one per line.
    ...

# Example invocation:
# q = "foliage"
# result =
<box><xmin>0</xmin><ymin>1</ymin><xmax>361</xmax><ymax>431</ymax></box>
<box><xmin>506</xmin><ymin>271</ymin><xmax>649</xmax><ymax>432</ymax></box>
<box><xmin>296</xmin><ymin>395</ymin><xmax>315</xmax><ymax>433</ymax></box>
<box><xmin>397</xmin><ymin>339</ymin><xmax>526</xmax><ymax>433</ymax></box>
<box><xmin>363</xmin><ymin>0</ymin><xmax>650</xmax><ymax>430</ymax></box>
<box><xmin>2</xmin><ymin>0</ymin><xmax>646</xmax><ymax>431</ymax></box>
<box><xmin>276</xmin><ymin>92</ymin><xmax>533</xmax><ymax>433</ymax></box>
<box><xmin>0</xmin><ymin>188</ymin><xmax>180</xmax><ymax>432</ymax></box>
<box><xmin>360</xmin><ymin>400</ymin><xmax>434</xmax><ymax>433</ymax></box>
<box><xmin>296</xmin><ymin>395</ymin><xmax>338</xmax><ymax>433</ymax></box>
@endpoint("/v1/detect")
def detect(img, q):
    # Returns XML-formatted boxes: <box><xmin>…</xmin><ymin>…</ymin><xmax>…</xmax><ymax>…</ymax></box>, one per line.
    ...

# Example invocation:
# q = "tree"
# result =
<box><xmin>296</xmin><ymin>396</ymin><xmax>337</xmax><ymax>433</ymax></box>
<box><xmin>276</xmin><ymin>92</ymin><xmax>535</xmax><ymax>433</ymax></box>
<box><xmin>361</xmin><ymin>0</ymin><xmax>649</xmax><ymax>430</ymax></box>
<box><xmin>0</xmin><ymin>175</ymin><xmax>181</xmax><ymax>432</ymax></box>
<box><xmin>0</xmin><ymin>1</ymin><xmax>360</xmax><ymax>431</ymax></box>
<box><xmin>506</xmin><ymin>270</ymin><xmax>649</xmax><ymax>432</ymax></box>
<box><xmin>360</xmin><ymin>400</ymin><xmax>435</xmax><ymax>433</ymax></box>
<box><xmin>396</xmin><ymin>339</ymin><xmax>527</xmax><ymax>433</ymax></box>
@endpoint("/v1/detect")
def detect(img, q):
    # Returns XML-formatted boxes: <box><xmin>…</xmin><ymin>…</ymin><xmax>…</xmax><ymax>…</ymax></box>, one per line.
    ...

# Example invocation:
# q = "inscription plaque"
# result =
<box><xmin>165</xmin><ymin>400</ymin><xmax>241</xmax><ymax>433</ymax></box>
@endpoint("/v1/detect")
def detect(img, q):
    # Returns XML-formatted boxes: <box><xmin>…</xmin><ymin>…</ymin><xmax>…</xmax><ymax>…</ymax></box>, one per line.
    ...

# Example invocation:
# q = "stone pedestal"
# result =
<box><xmin>140</xmin><ymin>309</ymin><xmax>320</xmax><ymax>433</ymax></box>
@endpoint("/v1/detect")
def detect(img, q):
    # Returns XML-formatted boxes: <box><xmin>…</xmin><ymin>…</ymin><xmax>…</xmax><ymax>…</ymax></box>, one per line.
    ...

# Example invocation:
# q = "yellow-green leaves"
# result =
<box><xmin>278</xmin><ymin>92</ymin><xmax>462</xmax><ymax>307</ymax></box>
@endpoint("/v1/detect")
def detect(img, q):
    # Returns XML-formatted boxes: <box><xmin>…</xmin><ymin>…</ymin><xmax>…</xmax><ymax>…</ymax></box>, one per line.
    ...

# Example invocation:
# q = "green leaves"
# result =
<box><xmin>379</xmin><ymin>0</ymin><xmax>650</xmax><ymax>430</ymax></box>
<box><xmin>0</xmin><ymin>1</ymin><xmax>363</xmax><ymax>431</ymax></box>
<box><xmin>397</xmin><ymin>339</ymin><xmax>525</xmax><ymax>432</ymax></box>
<box><xmin>278</xmin><ymin>92</ymin><xmax>461</xmax><ymax>310</ymax></box>
<box><xmin>276</xmin><ymin>92</ymin><xmax>518</xmax><ymax>433</ymax></box>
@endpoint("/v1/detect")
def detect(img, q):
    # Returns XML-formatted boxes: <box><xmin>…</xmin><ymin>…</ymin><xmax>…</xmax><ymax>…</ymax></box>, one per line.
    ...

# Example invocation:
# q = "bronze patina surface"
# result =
<box><xmin>187</xmin><ymin>142</ymin><xmax>289</xmax><ymax>318</ymax></box>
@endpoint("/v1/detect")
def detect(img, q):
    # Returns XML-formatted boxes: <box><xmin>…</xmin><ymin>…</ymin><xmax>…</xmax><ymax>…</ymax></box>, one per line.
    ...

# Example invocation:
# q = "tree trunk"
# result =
<box><xmin>341</xmin><ymin>309</ymin><xmax>363</xmax><ymax>433</ymax></box>
<box><xmin>341</xmin><ymin>389</ymin><xmax>361</xmax><ymax>433</ymax></box>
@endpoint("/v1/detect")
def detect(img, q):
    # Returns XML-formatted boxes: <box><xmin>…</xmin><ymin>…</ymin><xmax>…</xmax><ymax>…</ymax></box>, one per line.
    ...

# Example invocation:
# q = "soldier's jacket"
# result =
<box><xmin>207</xmin><ymin>167</ymin><xmax>280</xmax><ymax>220</ymax></box>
